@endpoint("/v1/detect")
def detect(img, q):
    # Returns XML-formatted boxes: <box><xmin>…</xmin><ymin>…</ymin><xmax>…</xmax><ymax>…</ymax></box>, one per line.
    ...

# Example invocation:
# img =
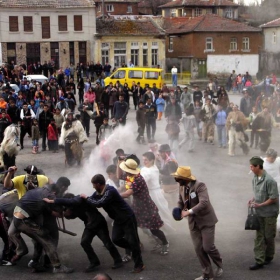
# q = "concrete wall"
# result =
<box><xmin>207</xmin><ymin>54</ymin><xmax>259</xmax><ymax>75</ymax></box>
<box><xmin>0</xmin><ymin>8</ymin><xmax>95</xmax><ymax>44</ymax></box>
<box><xmin>263</xmin><ymin>27</ymin><xmax>280</xmax><ymax>53</ymax></box>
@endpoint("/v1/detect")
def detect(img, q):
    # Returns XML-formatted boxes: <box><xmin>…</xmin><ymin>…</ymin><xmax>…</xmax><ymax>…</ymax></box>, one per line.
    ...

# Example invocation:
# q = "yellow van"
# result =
<box><xmin>104</xmin><ymin>67</ymin><xmax>164</xmax><ymax>89</ymax></box>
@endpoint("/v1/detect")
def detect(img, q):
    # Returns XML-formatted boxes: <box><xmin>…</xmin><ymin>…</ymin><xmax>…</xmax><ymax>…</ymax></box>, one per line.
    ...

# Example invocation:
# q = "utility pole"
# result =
<box><xmin>102</xmin><ymin>0</ymin><xmax>105</xmax><ymax>20</ymax></box>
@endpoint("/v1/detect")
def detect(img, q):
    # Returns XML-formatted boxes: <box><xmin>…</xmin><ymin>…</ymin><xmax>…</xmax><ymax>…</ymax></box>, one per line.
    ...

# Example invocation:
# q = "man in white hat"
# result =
<box><xmin>172</xmin><ymin>166</ymin><xmax>223</xmax><ymax>280</ymax></box>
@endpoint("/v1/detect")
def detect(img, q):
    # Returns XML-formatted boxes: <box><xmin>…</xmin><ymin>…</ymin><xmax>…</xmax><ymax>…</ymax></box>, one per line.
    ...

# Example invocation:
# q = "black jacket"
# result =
<box><xmin>39</xmin><ymin>110</ymin><xmax>53</xmax><ymax>131</ymax></box>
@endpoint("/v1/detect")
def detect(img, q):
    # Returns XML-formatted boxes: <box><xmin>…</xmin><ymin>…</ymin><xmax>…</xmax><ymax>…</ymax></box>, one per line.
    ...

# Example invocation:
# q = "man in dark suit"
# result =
<box><xmin>172</xmin><ymin>166</ymin><xmax>223</xmax><ymax>280</ymax></box>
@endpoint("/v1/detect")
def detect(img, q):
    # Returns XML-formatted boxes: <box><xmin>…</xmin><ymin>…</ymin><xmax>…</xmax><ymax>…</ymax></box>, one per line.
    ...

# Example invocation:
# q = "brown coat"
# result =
<box><xmin>178</xmin><ymin>180</ymin><xmax>218</xmax><ymax>230</ymax></box>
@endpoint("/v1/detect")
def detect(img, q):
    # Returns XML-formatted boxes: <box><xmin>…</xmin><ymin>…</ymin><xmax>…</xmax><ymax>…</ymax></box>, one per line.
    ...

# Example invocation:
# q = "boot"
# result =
<box><xmin>32</xmin><ymin>146</ymin><xmax>36</xmax><ymax>154</ymax></box>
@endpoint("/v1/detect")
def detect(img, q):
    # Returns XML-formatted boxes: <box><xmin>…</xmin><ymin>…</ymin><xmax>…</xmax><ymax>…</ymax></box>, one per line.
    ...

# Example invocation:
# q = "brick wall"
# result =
<box><xmin>96</xmin><ymin>3</ymin><xmax>139</xmax><ymax>16</ymax></box>
<box><xmin>166</xmin><ymin>32</ymin><xmax>263</xmax><ymax>59</ymax></box>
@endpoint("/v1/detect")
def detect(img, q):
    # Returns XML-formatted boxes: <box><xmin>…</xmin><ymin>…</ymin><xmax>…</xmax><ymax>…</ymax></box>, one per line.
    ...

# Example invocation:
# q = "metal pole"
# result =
<box><xmin>102</xmin><ymin>0</ymin><xmax>105</xmax><ymax>20</ymax></box>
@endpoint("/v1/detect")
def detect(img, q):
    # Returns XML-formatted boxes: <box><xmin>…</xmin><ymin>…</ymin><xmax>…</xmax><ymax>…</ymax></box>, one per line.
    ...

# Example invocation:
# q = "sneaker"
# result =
<box><xmin>1</xmin><ymin>260</ymin><xmax>13</xmax><ymax>266</ymax></box>
<box><xmin>122</xmin><ymin>254</ymin><xmax>132</xmax><ymax>263</ymax></box>
<box><xmin>53</xmin><ymin>264</ymin><xmax>74</xmax><ymax>274</ymax></box>
<box><xmin>83</xmin><ymin>262</ymin><xmax>100</xmax><ymax>273</ymax></box>
<box><xmin>194</xmin><ymin>277</ymin><xmax>213</xmax><ymax>280</ymax></box>
<box><xmin>28</xmin><ymin>260</ymin><xmax>34</xmax><ymax>268</ymax></box>
<box><xmin>151</xmin><ymin>242</ymin><xmax>162</xmax><ymax>252</ymax></box>
<box><xmin>160</xmin><ymin>242</ymin><xmax>169</xmax><ymax>255</ymax></box>
<box><xmin>216</xmin><ymin>267</ymin><xmax>223</xmax><ymax>277</ymax></box>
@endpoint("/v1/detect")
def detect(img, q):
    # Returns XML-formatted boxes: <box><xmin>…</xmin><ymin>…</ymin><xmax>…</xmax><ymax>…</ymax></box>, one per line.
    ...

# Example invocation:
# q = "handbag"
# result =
<box><xmin>245</xmin><ymin>207</ymin><xmax>260</xmax><ymax>230</ymax></box>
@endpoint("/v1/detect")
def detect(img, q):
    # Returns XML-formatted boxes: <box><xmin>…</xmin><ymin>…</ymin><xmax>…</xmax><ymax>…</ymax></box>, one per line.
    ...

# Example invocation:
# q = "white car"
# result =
<box><xmin>23</xmin><ymin>75</ymin><xmax>48</xmax><ymax>84</ymax></box>
<box><xmin>3</xmin><ymin>83</ymin><xmax>20</xmax><ymax>94</ymax></box>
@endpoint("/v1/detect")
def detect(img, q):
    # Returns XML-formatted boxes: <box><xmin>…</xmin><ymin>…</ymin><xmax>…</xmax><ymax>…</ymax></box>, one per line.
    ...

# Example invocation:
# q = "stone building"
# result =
<box><xmin>95</xmin><ymin>16</ymin><xmax>166</xmax><ymax>68</ymax></box>
<box><xmin>0</xmin><ymin>0</ymin><xmax>96</xmax><ymax>69</ymax></box>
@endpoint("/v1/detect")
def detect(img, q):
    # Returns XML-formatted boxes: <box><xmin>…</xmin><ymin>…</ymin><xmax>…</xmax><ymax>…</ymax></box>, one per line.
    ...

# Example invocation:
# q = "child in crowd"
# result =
<box><xmin>31</xmin><ymin>119</ymin><xmax>40</xmax><ymax>154</ymax></box>
<box><xmin>98</xmin><ymin>117</ymin><xmax>112</xmax><ymax>142</ymax></box>
<box><xmin>47</xmin><ymin>118</ymin><xmax>58</xmax><ymax>153</ymax></box>
<box><xmin>179</xmin><ymin>105</ymin><xmax>196</xmax><ymax>152</ymax></box>
<box><xmin>155</xmin><ymin>93</ymin><xmax>165</xmax><ymax>121</ymax></box>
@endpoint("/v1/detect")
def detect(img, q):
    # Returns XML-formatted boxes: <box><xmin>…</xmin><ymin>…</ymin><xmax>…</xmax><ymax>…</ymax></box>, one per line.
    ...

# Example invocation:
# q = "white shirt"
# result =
<box><xmin>171</xmin><ymin>67</ymin><xmax>178</xmax><ymax>74</ymax></box>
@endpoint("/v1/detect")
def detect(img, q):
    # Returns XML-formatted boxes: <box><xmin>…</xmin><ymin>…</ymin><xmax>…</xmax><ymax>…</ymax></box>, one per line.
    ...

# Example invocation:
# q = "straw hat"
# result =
<box><xmin>119</xmin><ymin>159</ymin><xmax>140</xmax><ymax>175</ymax></box>
<box><xmin>171</xmin><ymin>166</ymin><xmax>196</xmax><ymax>181</ymax></box>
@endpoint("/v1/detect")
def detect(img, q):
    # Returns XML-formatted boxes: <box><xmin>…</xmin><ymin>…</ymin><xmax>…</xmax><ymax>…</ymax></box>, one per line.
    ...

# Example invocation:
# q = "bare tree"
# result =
<box><xmin>142</xmin><ymin>0</ymin><xmax>170</xmax><ymax>15</ymax></box>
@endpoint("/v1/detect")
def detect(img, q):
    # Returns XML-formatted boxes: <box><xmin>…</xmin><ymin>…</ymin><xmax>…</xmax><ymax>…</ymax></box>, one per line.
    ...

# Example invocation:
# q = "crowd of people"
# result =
<box><xmin>0</xmin><ymin>61</ymin><xmax>280</xmax><ymax>279</ymax></box>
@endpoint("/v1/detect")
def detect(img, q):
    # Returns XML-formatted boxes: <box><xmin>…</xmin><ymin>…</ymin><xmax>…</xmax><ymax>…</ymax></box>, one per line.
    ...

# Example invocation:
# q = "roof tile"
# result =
<box><xmin>96</xmin><ymin>17</ymin><xmax>165</xmax><ymax>36</ymax></box>
<box><xmin>260</xmin><ymin>18</ymin><xmax>280</xmax><ymax>28</ymax></box>
<box><xmin>165</xmin><ymin>14</ymin><xmax>261</xmax><ymax>34</ymax></box>
<box><xmin>0</xmin><ymin>0</ymin><xmax>95</xmax><ymax>8</ymax></box>
<box><xmin>159</xmin><ymin>0</ymin><xmax>238</xmax><ymax>9</ymax></box>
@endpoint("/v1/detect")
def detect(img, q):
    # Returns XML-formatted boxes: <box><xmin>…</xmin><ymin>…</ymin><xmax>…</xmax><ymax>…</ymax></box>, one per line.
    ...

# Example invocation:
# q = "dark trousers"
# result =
<box><xmin>32</xmin><ymin>215</ymin><xmax>59</xmax><ymax>263</ymax></box>
<box><xmin>250</xmin><ymin>131</ymin><xmax>259</xmax><ymax>148</ymax></box>
<box><xmin>82</xmin><ymin>118</ymin><xmax>90</xmax><ymax>136</ymax></box>
<box><xmin>112</xmin><ymin>215</ymin><xmax>143</xmax><ymax>269</ymax></box>
<box><xmin>95</xmin><ymin>125</ymin><xmax>101</xmax><ymax>144</ymax></box>
<box><xmin>136</xmin><ymin>125</ymin><xmax>145</xmax><ymax>142</ymax></box>
<box><xmin>81</xmin><ymin>222</ymin><xmax>122</xmax><ymax>265</ymax></box>
<box><xmin>13</xmin><ymin>217</ymin><xmax>60</xmax><ymax>267</ymax></box>
<box><xmin>20</xmin><ymin>125</ymin><xmax>32</xmax><ymax>148</ymax></box>
<box><xmin>146</xmin><ymin>120</ymin><xmax>156</xmax><ymax>140</ymax></box>
<box><xmin>78</xmin><ymin>90</ymin><xmax>84</xmax><ymax>104</ymax></box>
<box><xmin>0</xmin><ymin>212</ymin><xmax>10</xmax><ymax>260</ymax></box>
<box><xmin>41</xmin><ymin>129</ymin><xmax>48</xmax><ymax>150</ymax></box>
<box><xmin>190</xmin><ymin>224</ymin><xmax>223</xmax><ymax>278</ymax></box>
<box><xmin>133</xmin><ymin>94</ymin><xmax>138</xmax><ymax>109</ymax></box>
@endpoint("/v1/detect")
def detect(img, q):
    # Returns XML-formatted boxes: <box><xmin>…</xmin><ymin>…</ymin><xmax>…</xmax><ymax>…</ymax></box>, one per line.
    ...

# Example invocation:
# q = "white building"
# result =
<box><xmin>260</xmin><ymin>18</ymin><xmax>280</xmax><ymax>73</ymax></box>
<box><xmin>0</xmin><ymin>0</ymin><xmax>96</xmax><ymax>68</ymax></box>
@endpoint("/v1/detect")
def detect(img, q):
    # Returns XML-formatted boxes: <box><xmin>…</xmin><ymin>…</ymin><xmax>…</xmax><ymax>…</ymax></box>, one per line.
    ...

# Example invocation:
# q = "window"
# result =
<box><xmin>152</xmin><ymin>42</ymin><xmax>158</xmax><ymax>48</ymax></box>
<box><xmin>51</xmin><ymin>42</ymin><xmax>59</xmax><ymax>68</ymax></box>
<box><xmin>128</xmin><ymin>70</ymin><xmax>142</xmax><ymax>79</ymax></box>
<box><xmin>9</xmin><ymin>16</ymin><xmax>18</xmax><ymax>32</ymax></box>
<box><xmin>58</xmin><ymin>16</ymin><xmax>67</xmax><ymax>31</ymax></box>
<box><xmin>224</xmin><ymin>8</ymin><xmax>233</xmax><ymax>18</ymax></box>
<box><xmin>102</xmin><ymin>50</ymin><xmax>109</xmax><ymax>65</ymax></box>
<box><xmin>143</xmin><ymin>49</ymin><xmax>148</xmax><ymax>66</ymax></box>
<box><xmin>205</xmin><ymin>37</ymin><xmax>213</xmax><ymax>50</ymax></box>
<box><xmin>169</xmin><ymin>37</ymin><xmax>174</xmax><ymax>51</ymax></box>
<box><xmin>242</xmin><ymin>37</ymin><xmax>250</xmax><ymax>50</ymax></box>
<box><xmin>151</xmin><ymin>49</ymin><xmax>158</xmax><ymax>66</ymax></box>
<box><xmin>206</xmin><ymin>8</ymin><xmax>213</xmax><ymax>14</ymax></box>
<box><xmin>114</xmin><ymin>42</ymin><xmax>126</xmax><ymax>67</ymax></box>
<box><xmin>41</xmin><ymin>17</ymin><xmax>50</xmax><ymax>39</ymax></box>
<box><xmin>74</xmin><ymin>15</ymin><xmax>83</xmax><ymax>31</ymax></box>
<box><xmin>194</xmin><ymin>8</ymin><xmax>202</xmax><ymax>17</ymax></box>
<box><xmin>171</xmin><ymin>9</ymin><xmax>176</xmax><ymax>17</ymax></box>
<box><xmin>106</xmin><ymin>4</ymin><xmax>114</xmax><ymax>12</ymax></box>
<box><xmin>273</xmin><ymin>32</ymin><xmax>277</xmax><ymax>44</ymax></box>
<box><xmin>127</xmin><ymin>5</ymin><xmax>132</xmax><ymax>13</ymax></box>
<box><xmin>131</xmin><ymin>50</ymin><xmax>139</xmax><ymax>66</ymax></box>
<box><xmin>26</xmin><ymin>43</ymin><xmax>40</xmax><ymax>66</ymax></box>
<box><xmin>69</xmin><ymin>41</ymin><xmax>75</xmax><ymax>65</ymax></box>
<box><xmin>101</xmin><ymin>43</ymin><xmax>110</xmax><ymax>65</ymax></box>
<box><xmin>23</xmin><ymin>16</ymin><xmax>33</xmax><ymax>32</ymax></box>
<box><xmin>145</xmin><ymin>71</ymin><xmax>159</xmax><ymax>79</ymax></box>
<box><xmin>230</xmin><ymin>38</ymin><xmax>237</xmax><ymax>50</ymax></box>
<box><xmin>131</xmin><ymin>42</ymin><xmax>139</xmax><ymax>48</ymax></box>
<box><xmin>79</xmin><ymin>42</ymin><xmax>87</xmax><ymax>64</ymax></box>
<box><xmin>7</xmin><ymin>43</ymin><xmax>16</xmax><ymax>64</ymax></box>
<box><xmin>112</xmin><ymin>70</ymin><xmax>126</xmax><ymax>79</ymax></box>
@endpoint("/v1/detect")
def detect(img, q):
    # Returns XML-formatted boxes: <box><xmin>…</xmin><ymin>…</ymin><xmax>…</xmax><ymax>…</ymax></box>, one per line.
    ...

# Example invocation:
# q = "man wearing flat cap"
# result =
<box><xmin>172</xmin><ymin>166</ymin><xmax>223</xmax><ymax>280</ymax></box>
<box><xmin>248</xmin><ymin>156</ymin><xmax>279</xmax><ymax>270</ymax></box>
